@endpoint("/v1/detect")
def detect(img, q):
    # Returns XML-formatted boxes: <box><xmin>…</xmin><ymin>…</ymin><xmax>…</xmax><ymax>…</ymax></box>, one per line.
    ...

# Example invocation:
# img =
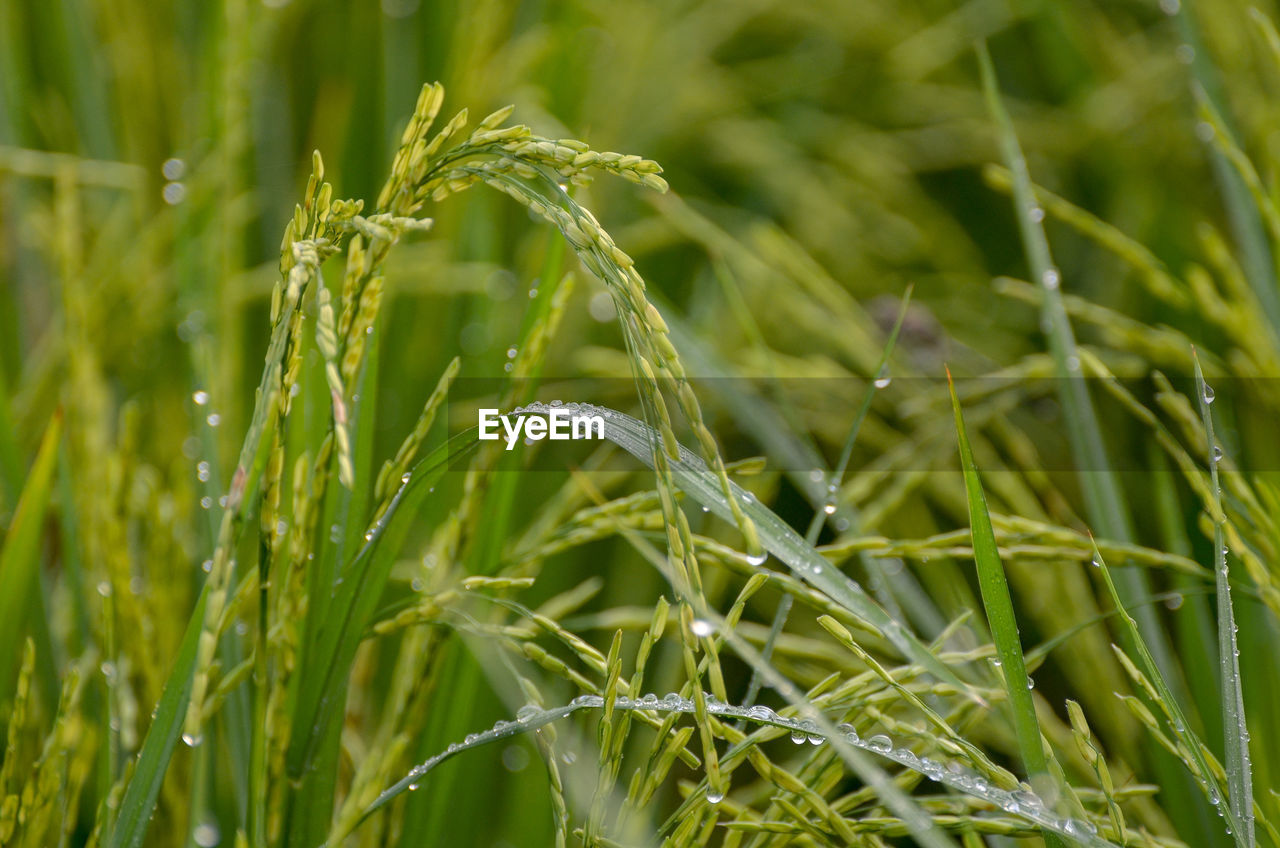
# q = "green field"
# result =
<box><xmin>1</xmin><ymin>1</ymin><xmax>1278</xmax><ymax>846</ymax></box>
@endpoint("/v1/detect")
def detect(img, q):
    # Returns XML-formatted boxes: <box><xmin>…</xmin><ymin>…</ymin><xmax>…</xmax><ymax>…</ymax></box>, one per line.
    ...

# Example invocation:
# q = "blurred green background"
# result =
<box><xmin>4</xmin><ymin>0</ymin><xmax>1280</xmax><ymax>846</ymax></box>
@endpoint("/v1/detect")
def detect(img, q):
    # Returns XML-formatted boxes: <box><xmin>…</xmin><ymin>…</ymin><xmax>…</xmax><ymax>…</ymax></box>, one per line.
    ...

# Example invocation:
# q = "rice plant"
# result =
<box><xmin>2</xmin><ymin>1</ymin><xmax>1279</xmax><ymax>846</ymax></box>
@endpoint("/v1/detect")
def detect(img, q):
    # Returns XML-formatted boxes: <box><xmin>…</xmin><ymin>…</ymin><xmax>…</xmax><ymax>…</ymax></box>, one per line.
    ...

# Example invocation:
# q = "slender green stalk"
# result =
<box><xmin>946</xmin><ymin>377</ymin><xmax>1043</xmax><ymax>767</ymax></box>
<box><xmin>1194</xmin><ymin>352</ymin><xmax>1254</xmax><ymax>847</ymax></box>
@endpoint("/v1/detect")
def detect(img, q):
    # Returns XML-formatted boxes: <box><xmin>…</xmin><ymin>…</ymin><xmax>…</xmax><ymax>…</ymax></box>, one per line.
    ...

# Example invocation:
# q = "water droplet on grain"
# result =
<box><xmin>1028</xmin><ymin>206</ymin><xmax>1045</xmax><ymax>223</ymax></box>
<box><xmin>746</xmin><ymin>551</ymin><xmax>768</xmax><ymax>566</ymax></box>
<box><xmin>192</xmin><ymin>390</ymin><xmax>209</xmax><ymax>406</ymax></box>
<box><xmin>1010</xmin><ymin>789</ymin><xmax>1043</xmax><ymax>810</ymax></box>
<box><xmin>206</xmin><ymin>412</ymin><xmax>221</xmax><ymax>427</ymax></box>
<box><xmin>516</xmin><ymin>704</ymin><xmax>540</xmax><ymax>722</ymax></box>
<box><xmin>1202</xmin><ymin>383</ymin><xmax>1215</xmax><ymax>404</ymax></box>
<box><xmin>1212</xmin><ymin>445</ymin><xmax>1223</xmax><ymax>461</ymax></box>
<box><xmin>874</xmin><ymin>375</ymin><xmax>892</xmax><ymax>389</ymax></box>
<box><xmin>867</xmin><ymin>734</ymin><xmax>893</xmax><ymax>753</ymax></box>
<box><xmin>182</xmin><ymin>732</ymin><xmax>203</xmax><ymax>747</ymax></box>
<box><xmin>1042</xmin><ymin>269</ymin><xmax>1060</xmax><ymax>290</ymax></box>
<box><xmin>706</xmin><ymin>790</ymin><xmax>724</xmax><ymax>804</ymax></box>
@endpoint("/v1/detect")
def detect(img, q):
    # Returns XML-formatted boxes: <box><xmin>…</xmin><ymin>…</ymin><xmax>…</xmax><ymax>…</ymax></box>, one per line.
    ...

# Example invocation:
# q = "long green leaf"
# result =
<box><xmin>946</xmin><ymin>376</ymin><xmax>1044</xmax><ymax>772</ymax></box>
<box><xmin>1194</xmin><ymin>354</ymin><xmax>1254</xmax><ymax>847</ymax></box>
<box><xmin>0</xmin><ymin>408</ymin><xmax>61</xmax><ymax>703</ymax></box>
<box><xmin>949</xmin><ymin>374</ymin><xmax>1071</xmax><ymax>848</ymax></box>
<box><xmin>975</xmin><ymin>42</ymin><xmax>1176</xmax><ymax>676</ymax></box>
<box><xmin>109</xmin><ymin>586</ymin><xmax>210</xmax><ymax>848</ymax></box>
<box><xmin>284</xmin><ymin>428</ymin><xmax>481</xmax><ymax>782</ymax></box>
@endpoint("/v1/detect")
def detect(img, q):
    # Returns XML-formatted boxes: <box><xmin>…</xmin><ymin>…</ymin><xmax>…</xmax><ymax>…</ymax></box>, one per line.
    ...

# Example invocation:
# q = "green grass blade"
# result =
<box><xmin>948</xmin><ymin>373</ymin><xmax>1072</xmax><ymax>848</ymax></box>
<box><xmin>1194</xmin><ymin>353</ymin><xmax>1254</xmax><ymax>847</ymax></box>
<box><xmin>284</xmin><ymin>427</ymin><xmax>482</xmax><ymax>781</ymax></box>
<box><xmin>108</xmin><ymin>586</ymin><xmax>210</xmax><ymax>848</ymax></box>
<box><xmin>975</xmin><ymin>43</ymin><xmax>1162</xmax><ymax>623</ymax></box>
<box><xmin>945</xmin><ymin>377</ymin><xmax>1045</xmax><ymax>771</ymax></box>
<box><xmin>1089</xmin><ymin>537</ymin><xmax>1242</xmax><ymax>845</ymax></box>
<box><xmin>0</xmin><ymin>408</ymin><xmax>61</xmax><ymax>705</ymax></box>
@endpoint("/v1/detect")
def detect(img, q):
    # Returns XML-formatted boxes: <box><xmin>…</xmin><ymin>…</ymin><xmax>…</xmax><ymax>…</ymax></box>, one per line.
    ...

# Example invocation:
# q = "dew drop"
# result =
<box><xmin>822</xmin><ymin>502</ymin><xmax>837</xmax><ymax>515</ymax></box>
<box><xmin>181</xmin><ymin>732</ymin><xmax>203</xmax><ymax>747</ymax></box>
<box><xmin>201</xmin><ymin>559</ymin><xmax>213</xmax><ymax>573</ymax></box>
<box><xmin>192</xmin><ymin>822</ymin><xmax>220</xmax><ymax>848</ymax></box>
<box><xmin>690</xmin><ymin>619</ymin><xmax>714</xmax><ymax>637</ymax></box>
<box><xmin>162</xmin><ymin>158</ymin><xmax>187</xmax><ymax>181</ymax></box>
<box><xmin>408</xmin><ymin>782</ymin><xmax>419</xmax><ymax>791</ymax></box>
<box><xmin>506</xmin><ymin>346</ymin><xmax>518</xmax><ymax>360</ymax></box>
<box><xmin>200</xmin><ymin>496</ymin><xmax>213</xmax><ymax>510</ymax></box>
<box><xmin>1042</xmin><ymin>269</ymin><xmax>1060</xmax><ymax>290</ymax></box>
<box><xmin>197</xmin><ymin>461</ymin><xmax>211</xmax><ymax>482</ymax></box>
<box><xmin>790</xmin><ymin>729</ymin><xmax>807</xmax><ymax>744</ymax></box>
<box><xmin>1028</xmin><ymin>206</ymin><xmax>1045</xmax><ymax>223</ymax></box>
<box><xmin>1064</xmin><ymin>818</ymin><xmax>1098</xmax><ymax>836</ymax></box>
<box><xmin>206</xmin><ymin>413</ymin><xmax>221</xmax><ymax>427</ymax></box>
<box><xmin>867</xmin><ymin>734</ymin><xmax>893</xmax><ymax>753</ymax></box>
<box><xmin>745</xmin><ymin>551</ymin><xmax>768</xmax><ymax>566</ymax></box>
<box><xmin>873</xmin><ymin>376</ymin><xmax>892</xmax><ymax>389</ymax></box>
<box><xmin>192</xmin><ymin>390</ymin><xmax>210</xmax><ymax>406</ymax></box>
<box><xmin>516</xmin><ymin>704</ymin><xmax>540</xmax><ymax>721</ymax></box>
<box><xmin>706</xmin><ymin>790</ymin><xmax>724</xmax><ymax>804</ymax></box>
<box><xmin>1202</xmin><ymin>383</ymin><xmax>1216</xmax><ymax>404</ymax></box>
<box><xmin>163</xmin><ymin>182</ymin><xmax>186</xmax><ymax>205</ymax></box>
<box><xmin>561</xmin><ymin>751</ymin><xmax>577</xmax><ymax>765</ymax></box>
<box><xmin>1010</xmin><ymin>789</ymin><xmax>1043</xmax><ymax>810</ymax></box>
<box><xmin>97</xmin><ymin>580</ymin><xmax>112</xmax><ymax>597</ymax></box>
<box><xmin>1212</xmin><ymin>445</ymin><xmax>1223</xmax><ymax>462</ymax></box>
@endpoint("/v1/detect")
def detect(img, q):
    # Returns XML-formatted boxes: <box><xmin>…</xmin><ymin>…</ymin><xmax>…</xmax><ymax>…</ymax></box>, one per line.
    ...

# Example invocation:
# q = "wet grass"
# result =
<box><xmin>2</xmin><ymin>1</ymin><xmax>1280</xmax><ymax>846</ymax></box>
